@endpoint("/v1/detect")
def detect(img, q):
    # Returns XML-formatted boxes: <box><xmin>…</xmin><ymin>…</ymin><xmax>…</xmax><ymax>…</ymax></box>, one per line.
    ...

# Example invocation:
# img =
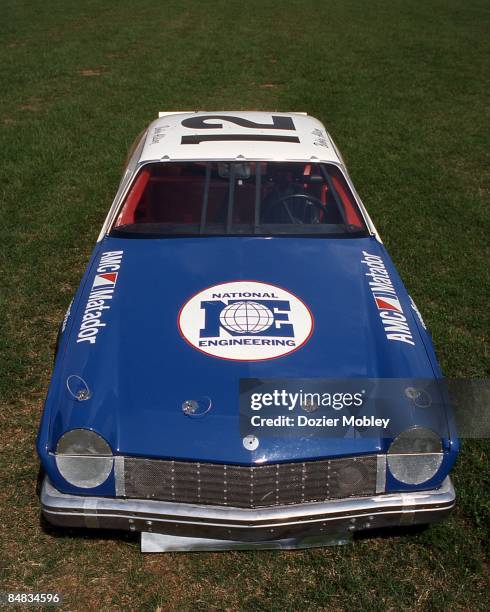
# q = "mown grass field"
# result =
<box><xmin>0</xmin><ymin>0</ymin><xmax>489</xmax><ymax>609</ymax></box>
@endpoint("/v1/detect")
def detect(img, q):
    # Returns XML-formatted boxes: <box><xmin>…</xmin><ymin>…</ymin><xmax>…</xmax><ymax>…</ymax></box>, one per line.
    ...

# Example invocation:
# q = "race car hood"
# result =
<box><xmin>44</xmin><ymin>235</ymin><xmax>446</xmax><ymax>466</ymax></box>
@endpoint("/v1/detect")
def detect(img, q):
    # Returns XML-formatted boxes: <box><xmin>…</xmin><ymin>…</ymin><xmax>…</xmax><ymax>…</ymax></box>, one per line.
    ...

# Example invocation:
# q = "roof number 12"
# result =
<box><xmin>180</xmin><ymin>114</ymin><xmax>299</xmax><ymax>144</ymax></box>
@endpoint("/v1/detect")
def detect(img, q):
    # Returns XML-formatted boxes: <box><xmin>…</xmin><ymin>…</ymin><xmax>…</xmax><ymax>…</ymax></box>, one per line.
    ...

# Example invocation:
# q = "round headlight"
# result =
<box><xmin>387</xmin><ymin>427</ymin><xmax>443</xmax><ymax>485</ymax></box>
<box><xmin>55</xmin><ymin>429</ymin><xmax>113</xmax><ymax>488</ymax></box>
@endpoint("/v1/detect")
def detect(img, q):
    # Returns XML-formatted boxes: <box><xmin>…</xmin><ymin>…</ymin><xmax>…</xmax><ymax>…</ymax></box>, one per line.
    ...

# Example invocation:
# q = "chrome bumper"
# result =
<box><xmin>41</xmin><ymin>477</ymin><xmax>455</xmax><ymax>544</ymax></box>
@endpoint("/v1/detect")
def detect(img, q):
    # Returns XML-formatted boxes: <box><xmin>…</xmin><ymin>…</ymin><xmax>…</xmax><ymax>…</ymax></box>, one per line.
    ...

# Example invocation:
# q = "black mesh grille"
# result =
<box><xmin>123</xmin><ymin>455</ymin><xmax>378</xmax><ymax>508</ymax></box>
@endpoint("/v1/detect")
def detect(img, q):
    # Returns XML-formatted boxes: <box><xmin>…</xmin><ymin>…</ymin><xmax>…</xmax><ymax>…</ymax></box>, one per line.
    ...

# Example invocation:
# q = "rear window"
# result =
<box><xmin>110</xmin><ymin>161</ymin><xmax>368</xmax><ymax>237</ymax></box>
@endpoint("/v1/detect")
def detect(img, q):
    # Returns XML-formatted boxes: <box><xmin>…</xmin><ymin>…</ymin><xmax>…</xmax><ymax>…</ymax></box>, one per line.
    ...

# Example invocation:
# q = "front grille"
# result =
<box><xmin>122</xmin><ymin>455</ymin><xmax>378</xmax><ymax>508</ymax></box>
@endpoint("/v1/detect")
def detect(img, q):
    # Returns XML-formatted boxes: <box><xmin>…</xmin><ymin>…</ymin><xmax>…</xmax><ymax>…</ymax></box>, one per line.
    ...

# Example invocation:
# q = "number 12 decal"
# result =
<box><xmin>180</xmin><ymin>114</ymin><xmax>300</xmax><ymax>145</ymax></box>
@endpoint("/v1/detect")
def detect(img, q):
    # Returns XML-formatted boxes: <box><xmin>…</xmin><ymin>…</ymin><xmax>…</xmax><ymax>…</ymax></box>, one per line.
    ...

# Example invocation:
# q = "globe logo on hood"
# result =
<box><xmin>219</xmin><ymin>301</ymin><xmax>274</xmax><ymax>334</ymax></box>
<box><xmin>178</xmin><ymin>281</ymin><xmax>314</xmax><ymax>361</ymax></box>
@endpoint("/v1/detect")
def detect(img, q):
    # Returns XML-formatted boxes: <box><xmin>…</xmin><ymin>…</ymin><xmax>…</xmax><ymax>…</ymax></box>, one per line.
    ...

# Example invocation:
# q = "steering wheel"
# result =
<box><xmin>270</xmin><ymin>193</ymin><xmax>325</xmax><ymax>224</ymax></box>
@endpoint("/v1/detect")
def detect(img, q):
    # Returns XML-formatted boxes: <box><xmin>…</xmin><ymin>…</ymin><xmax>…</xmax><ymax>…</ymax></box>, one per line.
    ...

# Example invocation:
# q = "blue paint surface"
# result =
<box><xmin>37</xmin><ymin>234</ymin><xmax>458</xmax><ymax>495</ymax></box>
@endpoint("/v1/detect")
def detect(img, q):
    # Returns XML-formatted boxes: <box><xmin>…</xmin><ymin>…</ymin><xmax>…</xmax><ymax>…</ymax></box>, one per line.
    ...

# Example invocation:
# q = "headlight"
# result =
<box><xmin>55</xmin><ymin>429</ymin><xmax>113</xmax><ymax>488</ymax></box>
<box><xmin>387</xmin><ymin>427</ymin><xmax>443</xmax><ymax>485</ymax></box>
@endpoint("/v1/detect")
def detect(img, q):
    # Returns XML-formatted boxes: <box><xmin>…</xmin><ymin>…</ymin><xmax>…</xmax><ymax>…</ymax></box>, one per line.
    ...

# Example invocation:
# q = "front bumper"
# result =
<box><xmin>41</xmin><ymin>476</ymin><xmax>455</xmax><ymax>545</ymax></box>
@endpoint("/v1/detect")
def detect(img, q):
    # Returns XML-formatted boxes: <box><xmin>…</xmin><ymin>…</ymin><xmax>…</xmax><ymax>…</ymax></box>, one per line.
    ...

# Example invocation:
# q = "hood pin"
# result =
<box><xmin>66</xmin><ymin>375</ymin><xmax>91</xmax><ymax>401</ymax></box>
<box><xmin>243</xmin><ymin>435</ymin><xmax>259</xmax><ymax>451</ymax></box>
<box><xmin>182</xmin><ymin>397</ymin><xmax>212</xmax><ymax>417</ymax></box>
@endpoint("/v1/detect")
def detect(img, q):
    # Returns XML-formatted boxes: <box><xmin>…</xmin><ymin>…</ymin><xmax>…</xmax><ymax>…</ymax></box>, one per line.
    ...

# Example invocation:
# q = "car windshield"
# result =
<box><xmin>110</xmin><ymin>161</ymin><xmax>369</xmax><ymax>237</ymax></box>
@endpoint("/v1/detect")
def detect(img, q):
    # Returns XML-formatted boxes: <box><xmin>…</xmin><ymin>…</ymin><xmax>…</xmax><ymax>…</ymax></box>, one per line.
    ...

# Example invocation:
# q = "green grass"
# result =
<box><xmin>0</xmin><ymin>0</ymin><xmax>489</xmax><ymax>609</ymax></box>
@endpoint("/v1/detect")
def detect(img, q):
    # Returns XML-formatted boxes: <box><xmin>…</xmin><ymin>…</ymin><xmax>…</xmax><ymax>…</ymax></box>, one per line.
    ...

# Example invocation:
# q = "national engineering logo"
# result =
<box><xmin>178</xmin><ymin>281</ymin><xmax>314</xmax><ymax>361</ymax></box>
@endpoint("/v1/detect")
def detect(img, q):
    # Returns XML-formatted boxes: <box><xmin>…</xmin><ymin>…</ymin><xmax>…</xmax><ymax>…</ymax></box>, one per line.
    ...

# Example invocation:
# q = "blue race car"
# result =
<box><xmin>37</xmin><ymin>112</ymin><xmax>458</xmax><ymax>551</ymax></box>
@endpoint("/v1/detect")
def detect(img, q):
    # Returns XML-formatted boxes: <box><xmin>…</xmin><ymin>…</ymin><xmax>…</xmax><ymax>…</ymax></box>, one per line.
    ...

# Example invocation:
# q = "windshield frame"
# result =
<box><xmin>107</xmin><ymin>160</ymin><xmax>374</xmax><ymax>239</ymax></box>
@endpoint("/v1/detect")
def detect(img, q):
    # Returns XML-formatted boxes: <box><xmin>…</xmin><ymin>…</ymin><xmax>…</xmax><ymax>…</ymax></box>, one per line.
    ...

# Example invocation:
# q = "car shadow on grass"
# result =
<box><xmin>354</xmin><ymin>524</ymin><xmax>429</xmax><ymax>541</ymax></box>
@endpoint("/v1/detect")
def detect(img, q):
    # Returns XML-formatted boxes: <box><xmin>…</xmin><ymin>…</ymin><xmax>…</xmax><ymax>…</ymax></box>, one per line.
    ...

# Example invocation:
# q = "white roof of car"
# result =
<box><xmin>139</xmin><ymin>111</ymin><xmax>341</xmax><ymax>164</ymax></box>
